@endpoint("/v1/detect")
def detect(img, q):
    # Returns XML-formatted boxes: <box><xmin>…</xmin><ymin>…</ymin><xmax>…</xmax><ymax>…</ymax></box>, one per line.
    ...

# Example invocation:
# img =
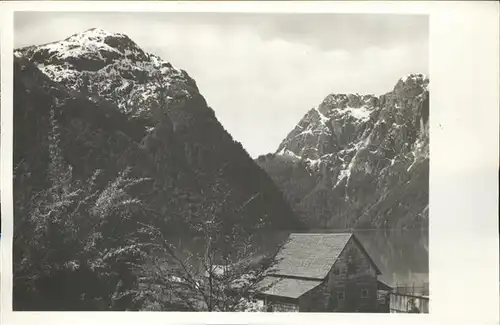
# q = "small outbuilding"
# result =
<box><xmin>256</xmin><ymin>233</ymin><xmax>384</xmax><ymax>312</ymax></box>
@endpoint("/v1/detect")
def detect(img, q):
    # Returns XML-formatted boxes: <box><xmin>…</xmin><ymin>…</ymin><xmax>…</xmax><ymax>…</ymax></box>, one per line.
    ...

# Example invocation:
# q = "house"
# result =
<box><xmin>255</xmin><ymin>233</ymin><xmax>385</xmax><ymax>312</ymax></box>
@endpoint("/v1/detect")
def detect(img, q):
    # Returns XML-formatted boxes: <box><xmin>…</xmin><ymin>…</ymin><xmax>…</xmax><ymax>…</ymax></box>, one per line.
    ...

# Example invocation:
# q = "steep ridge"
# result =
<box><xmin>15</xmin><ymin>28</ymin><xmax>303</xmax><ymax>233</ymax></box>
<box><xmin>257</xmin><ymin>74</ymin><xmax>429</xmax><ymax>229</ymax></box>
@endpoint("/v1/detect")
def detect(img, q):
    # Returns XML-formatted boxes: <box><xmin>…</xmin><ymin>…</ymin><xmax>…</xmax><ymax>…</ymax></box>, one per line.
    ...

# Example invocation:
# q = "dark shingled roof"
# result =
<box><xmin>257</xmin><ymin>276</ymin><xmax>323</xmax><ymax>299</ymax></box>
<box><xmin>377</xmin><ymin>279</ymin><xmax>393</xmax><ymax>291</ymax></box>
<box><xmin>271</xmin><ymin>233</ymin><xmax>381</xmax><ymax>279</ymax></box>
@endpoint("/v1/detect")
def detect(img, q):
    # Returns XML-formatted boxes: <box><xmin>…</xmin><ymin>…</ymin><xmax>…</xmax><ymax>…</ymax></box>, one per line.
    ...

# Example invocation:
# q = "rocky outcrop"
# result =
<box><xmin>257</xmin><ymin>74</ymin><xmax>429</xmax><ymax>229</ymax></box>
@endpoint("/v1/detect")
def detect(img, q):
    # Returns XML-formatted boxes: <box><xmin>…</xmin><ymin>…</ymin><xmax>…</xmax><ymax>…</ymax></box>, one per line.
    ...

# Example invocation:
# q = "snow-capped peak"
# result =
<box><xmin>259</xmin><ymin>74</ymin><xmax>430</xmax><ymax>229</ymax></box>
<box><xmin>19</xmin><ymin>27</ymin><xmax>149</xmax><ymax>69</ymax></box>
<box><xmin>65</xmin><ymin>27</ymin><xmax>126</xmax><ymax>43</ymax></box>
<box><xmin>16</xmin><ymin>29</ymin><xmax>198</xmax><ymax>120</ymax></box>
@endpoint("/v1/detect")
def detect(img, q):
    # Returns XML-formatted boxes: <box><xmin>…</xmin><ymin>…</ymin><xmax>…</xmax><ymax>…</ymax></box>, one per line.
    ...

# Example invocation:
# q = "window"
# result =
<box><xmin>337</xmin><ymin>291</ymin><xmax>345</xmax><ymax>301</ymax></box>
<box><xmin>361</xmin><ymin>288</ymin><xmax>369</xmax><ymax>298</ymax></box>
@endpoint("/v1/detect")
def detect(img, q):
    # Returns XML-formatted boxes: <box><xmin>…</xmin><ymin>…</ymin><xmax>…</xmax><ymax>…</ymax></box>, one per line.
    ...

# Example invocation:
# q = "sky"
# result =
<box><xmin>14</xmin><ymin>12</ymin><xmax>429</xmax><ymax>158</ymax></box>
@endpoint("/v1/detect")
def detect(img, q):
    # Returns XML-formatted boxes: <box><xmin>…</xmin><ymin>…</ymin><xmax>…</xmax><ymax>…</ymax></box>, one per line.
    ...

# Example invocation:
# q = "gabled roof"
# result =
<box><xmin>377</xmin><ymin>279</ymin><xmax>393</xmax><ymax>291</ymax></box>
<box><xmin>270</xmin><ymin>233</ymin><xmax>381</xmax><ymax>280</ymax></box>
<box><xmin>256</xmin><ymin>276</ymin><xmax>323</xmax><ymax>299</ymax></box>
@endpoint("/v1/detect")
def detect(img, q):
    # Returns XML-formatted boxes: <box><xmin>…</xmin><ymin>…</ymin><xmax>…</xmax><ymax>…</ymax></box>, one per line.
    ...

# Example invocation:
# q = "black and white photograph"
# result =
<box><xmin>11</xmin><ymin>11</ymin><xmax>429</xmax><ymax>313</ymax></box>
<box><xmin>1</xmin><ymin>2</ymin><xmax>498</xmax><ymax>323</ymax></box>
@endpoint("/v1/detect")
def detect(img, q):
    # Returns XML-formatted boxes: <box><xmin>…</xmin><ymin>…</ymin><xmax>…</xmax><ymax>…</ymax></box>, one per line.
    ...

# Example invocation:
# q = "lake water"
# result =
<box><xmin>170</xmin><ymin>228</ymin><xmax>428</xmax><ymax>288</ymax></box>
<box><xmin>352</xmin><ymin>229</ymin><xmax>428</xmax><ymax>287</ymax></box>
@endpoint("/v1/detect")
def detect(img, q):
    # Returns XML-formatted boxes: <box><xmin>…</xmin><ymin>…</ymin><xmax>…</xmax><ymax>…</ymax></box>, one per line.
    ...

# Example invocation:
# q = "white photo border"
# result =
<box><xmin>1</xmin><ymin>1</ymin><xmax>499</xmax><ymax>325</ymax></box>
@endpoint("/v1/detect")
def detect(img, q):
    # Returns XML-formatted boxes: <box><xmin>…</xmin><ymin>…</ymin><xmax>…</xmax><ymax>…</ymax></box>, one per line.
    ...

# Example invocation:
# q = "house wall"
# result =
<box><xmin>272</xmin><ymin>301</ymin><xmax>300</xmax><ymax>312</ymax></box>
<box><xmin>325</xmin><ymin>238</ymin><xmax>379</xmax><ymax>312</ymax></box>
<box><xmin>260</xmin><ymin>284</ymin><xmax>329</xmax><ymax>312</ymax></box>
<box><xmin>259</xmin><ymin>295</ymin><xmax>300</xmax><ymax>312</ymax></box>
<box><xmin>298</xmin><ymin>281</ymin><xmax>330</xmax><ymax>312</ymax></box>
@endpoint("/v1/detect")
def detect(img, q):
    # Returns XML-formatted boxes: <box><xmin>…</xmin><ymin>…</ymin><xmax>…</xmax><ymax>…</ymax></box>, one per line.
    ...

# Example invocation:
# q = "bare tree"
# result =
<box><xmin>129</xmin><ymin>71</ymin><xmax>280</xmax><ymax>311</ymax></box>
<box><xmin>135</xmin><ymin>173</ymin><xmax>280</xmax><ymax>311</ymax></box>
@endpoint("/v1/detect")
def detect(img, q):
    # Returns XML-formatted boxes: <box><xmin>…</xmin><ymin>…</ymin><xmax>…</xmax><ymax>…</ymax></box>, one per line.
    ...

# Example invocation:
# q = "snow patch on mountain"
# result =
<box><xmin>314</xmin><ymin>106</ymin><xmax>330</xmax><ymax>124</ymax></box>
<box><xmin>276</xmin><ymin>148</ymin><xmax>302</xmax><ymax>161</ymax></box>
<box><xmin>41</xmin><ymin>33</ymin><xmax>122</xmax><ymax>60</ymax></box>
<box><xmin>305</xmin><ymin>158</ymin><xmax>322</xmax><ymax>169</ymax></box>
<box><xmin>344</xmin><ymin>105</ymin><xmax>372</xmax><ymax>122</ymax></box>
<box><xmin>334</xmin><ymin>137</ymin><xmax>370</xmax><ymax>188</ymax></box>
<box><xmin>36</xmin><ymin>63</ymin><xmax>77</xmax><ymax>83</ymax></box>
<box><xmin>264</xmin><ymin>73</ymin><xmax>429</xmax><ymax>228</ymax></box>
<box><xmin>16</xmin><ymin>28</ymin><xmax>198</xmax><ymax>121</ymax></box>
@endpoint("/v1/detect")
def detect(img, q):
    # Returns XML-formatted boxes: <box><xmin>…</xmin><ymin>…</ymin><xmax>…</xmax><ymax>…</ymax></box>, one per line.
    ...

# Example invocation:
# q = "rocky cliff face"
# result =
<box><xmin>257</xmin><ymin>74</ymin><xmax>429</xmax><ymax>229</ymax></box>
<box><xmin>14</xmin><ymin>28</ymin><xmax>303</xmax><ymax>233</ymax></box>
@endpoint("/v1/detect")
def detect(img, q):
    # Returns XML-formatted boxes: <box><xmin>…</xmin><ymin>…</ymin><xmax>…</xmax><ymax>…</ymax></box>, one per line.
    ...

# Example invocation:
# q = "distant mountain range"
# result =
<box><xmin>14</xmin><ymin>28</ymin><xmax>303</xmax><ymax>234</ymax></box>
<box><xmin>14</xmin><ymin>27</ymin><xmax>428</xmax><ymax>235</ymax></box>
<box><xmin>256</xmin><ymin>74</ymin><xmax>429</xmax><ymax>229</ymax></box>
<box><xmin>12</xmin><ymin>27</ymin><xmax>429</xmax><ymax>312</ymax></box>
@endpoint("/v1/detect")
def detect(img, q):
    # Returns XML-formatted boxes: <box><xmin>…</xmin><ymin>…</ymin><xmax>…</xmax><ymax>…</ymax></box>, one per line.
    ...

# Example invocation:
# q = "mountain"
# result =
<box><xmin>14</xmin><ymin>28</ymin><xmax>303</xmax><ymax>234</ymax></box>
<box><xmin>256</xmin><ymin>74</ymin><xmax>429</xmax><ymax>229</ymax></box>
